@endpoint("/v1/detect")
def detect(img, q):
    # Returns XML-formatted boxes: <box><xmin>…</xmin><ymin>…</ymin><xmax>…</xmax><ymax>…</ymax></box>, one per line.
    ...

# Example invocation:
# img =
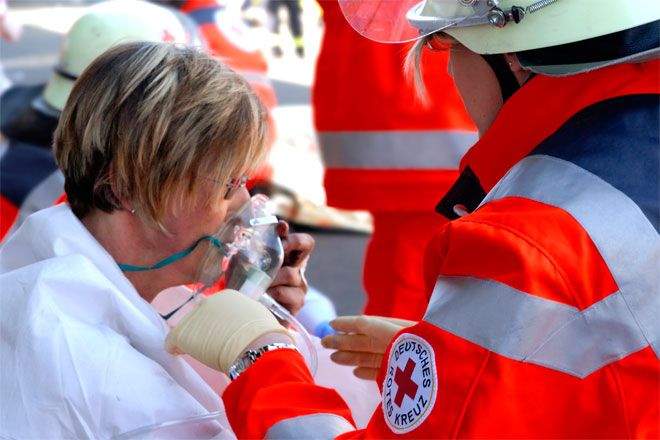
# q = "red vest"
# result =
<box><xmin>314</xmin><ymin>0</ymin><xmax>476</xmax><ymax>213</ymax></box>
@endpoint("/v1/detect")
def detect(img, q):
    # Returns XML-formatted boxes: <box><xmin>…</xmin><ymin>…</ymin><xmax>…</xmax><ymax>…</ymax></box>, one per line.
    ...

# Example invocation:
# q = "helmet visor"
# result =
<box><xmin>338</xmin><ymin>0</ymin><xmax>496</xmax><ymax>43</ymax></box>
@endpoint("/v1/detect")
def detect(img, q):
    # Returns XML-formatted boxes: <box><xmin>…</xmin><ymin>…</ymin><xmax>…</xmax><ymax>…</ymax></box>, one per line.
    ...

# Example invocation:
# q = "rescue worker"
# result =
<box><xmin>0</xmin><ymin>0</ymin><xmax>190</xmax><ymax>241</ymax></box>
<box><xmin>313</xmin><ymin>0</ymin><xmax>476</xmax><ymax>320</ymax></box>
<box><xmin>0</xmin><ymin>41</ymin><xmax>312</xmax><ymax>438</ymax></box>
<box><xmin>266</xmin><ymin>0</ymin><xmax>305</xmax><ymax>58</ymax></box>
<box><xmin>166</xmin><ymin>0</ymin><xmax>660</xmax><ymax>437</ymax></box>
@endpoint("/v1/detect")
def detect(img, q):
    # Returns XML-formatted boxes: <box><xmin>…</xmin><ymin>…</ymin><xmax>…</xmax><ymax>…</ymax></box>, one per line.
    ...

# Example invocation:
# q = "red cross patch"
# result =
<box><xmin>382</xmin><ymin>334</ymin><xmax>437</xmax><ymax>434</ymax></box>
<box><xmin>394</xmin><ymin>359</ymin><xmax>418</xmax><ymax>407</ymax></box>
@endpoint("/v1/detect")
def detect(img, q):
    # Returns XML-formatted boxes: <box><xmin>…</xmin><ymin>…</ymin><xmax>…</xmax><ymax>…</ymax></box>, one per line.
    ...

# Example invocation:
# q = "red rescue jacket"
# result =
<box><xmin>223</xmin><ymin>61</ymin><xmax>660</xmax><ymax>438</ymax></box>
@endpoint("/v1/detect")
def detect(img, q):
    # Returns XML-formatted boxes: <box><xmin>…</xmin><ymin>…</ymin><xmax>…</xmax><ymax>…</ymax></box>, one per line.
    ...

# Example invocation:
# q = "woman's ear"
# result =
<box><xmin>108</xmin><ymin>165</ymin><xmax>133</xmax><ymax>213</ymax></box>
<box><xmin>503</xmin><ymin>53</ymin><xmax>524</xmax><ymax>72</ymax></box>
<box><xmin>503</xmin><ymin>53</ymin><xmax>532</xmax><ymax>85</ymax></box>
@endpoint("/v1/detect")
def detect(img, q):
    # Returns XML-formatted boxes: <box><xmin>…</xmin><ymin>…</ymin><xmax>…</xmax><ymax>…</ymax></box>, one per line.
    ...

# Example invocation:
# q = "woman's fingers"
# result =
<box><xmin>277</xmin><ymin>220</ymin><xmax>315</xmax><ymax>267</ymax></box>
<box><xmin>329</xmin><ymin>315</ymin><xmax>407</xmax><ymax>346</ymax></box>
<box><xmin>268</xmin><ymin>264</ymin><xmax>308</xmax><ymax>315</ymax></box>
<box><xmin>353</xmin><ymin>367</ymin><xmax>380</xmax><ymax>381</ymax></box>
<box><xmin>381</xmin><ymin>317</ymin><xmax>417</xmax><ymax>328</ymax></box>
<box><xmin>322</xmin><ymin>332</ymin><xmax>386</xmax><ymax>353</ymax></box>
<box><xmin>327</xmin><ymin>315</ymin><xmax>364</xmax><ymax>333</ymax></box>
<box><xmin>267</xmin><ymin>285</ymin><xmax>306</xmax><ymax>316</ymax></box>
<box><xmin>270</xmin><ymin>266</ymin><xmax>304</xmax><ymax>289</ymax></box>
<box><xmin>329</xmin><ymin>350</ymin><xmax>383</xmax><ymax>369</ymax></box>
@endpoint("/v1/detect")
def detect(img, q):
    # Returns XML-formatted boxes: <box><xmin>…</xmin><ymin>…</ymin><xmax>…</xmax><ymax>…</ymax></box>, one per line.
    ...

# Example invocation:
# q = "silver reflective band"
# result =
<box><xmin>483</xmin><ymin>155</ymin><xmax>660</xmax><ymax>359</ymax></box>
<box><xmin>424</xmin><ymin>154</ymin><xmax>659</xmax><ymax>378</ymax></box>
<box><xmin>265</xmin><ymin>413</ymin><xmax>354</xmax><ymax>439</ymax></box>
<box><xmin>318</xmin><ymin>131</ymin><xmax>476</xmax><ymax>169</ymax></box>
<box><xmin>424</xmin><ymin>277</ymin><xmax>648</xmax><ymax>378</ymax></box>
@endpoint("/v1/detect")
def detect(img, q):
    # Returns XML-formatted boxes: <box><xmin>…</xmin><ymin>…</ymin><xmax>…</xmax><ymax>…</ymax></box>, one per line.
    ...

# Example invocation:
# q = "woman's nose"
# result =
<box><xmin>232</xmin><ymin>187</ymin><xmax>251</xmax><ymax>207</ymax></box>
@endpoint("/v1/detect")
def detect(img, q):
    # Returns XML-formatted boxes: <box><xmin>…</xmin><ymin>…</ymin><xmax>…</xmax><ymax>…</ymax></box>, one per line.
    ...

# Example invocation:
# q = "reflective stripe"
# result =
<box><xmin>424</xmin><ymin>277</ymin><xmax>649</xmax><ymax>378</ymax></box>
<box><xmin>265</xmin><ymin>413</ymin><xmax>354</xmax><ymax>439</ymax></box>
<box><xmin>424</xmin><ymin>154</ymin><xmax>659</xmax><ymax>377</ymax></box>
<box><xmin>483</xmin><ymin>155</ymin><xmax>660</xmax><ymax>359</ymax></box>
<box><xmin>318</xmin><ymin>131</ymin><xmax>476</xmax><ymax>169</ymax></box>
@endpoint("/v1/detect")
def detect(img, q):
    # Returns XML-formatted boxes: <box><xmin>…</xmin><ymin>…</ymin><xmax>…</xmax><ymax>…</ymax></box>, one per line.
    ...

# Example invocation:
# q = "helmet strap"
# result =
<box><xmin>480</xmin><ymin>54</ymin><xmax>521</xmax><ymax>103</ymax></box>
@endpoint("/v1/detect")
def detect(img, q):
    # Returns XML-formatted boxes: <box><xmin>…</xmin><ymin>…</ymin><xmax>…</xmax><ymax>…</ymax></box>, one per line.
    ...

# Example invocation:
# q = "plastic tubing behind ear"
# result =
<box><xmin>259</xmin><ymin>293</ymin><xmax>318</xmax><ymax>378</ymax></box>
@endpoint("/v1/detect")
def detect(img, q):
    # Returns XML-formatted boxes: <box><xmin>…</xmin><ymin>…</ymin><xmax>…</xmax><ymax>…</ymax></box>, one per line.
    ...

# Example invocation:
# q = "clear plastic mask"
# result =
<box><xmin>196</xmin><ymin>194</ymin><xmax>283</xmax><ymax>299</ymax></box>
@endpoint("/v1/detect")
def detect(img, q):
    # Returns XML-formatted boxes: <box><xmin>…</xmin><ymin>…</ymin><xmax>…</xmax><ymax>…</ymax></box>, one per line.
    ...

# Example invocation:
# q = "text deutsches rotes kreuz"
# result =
<box><xmin>382</xmin><ymin>334</ymin><xmax>437</xmax><ymax>434</ymax></box>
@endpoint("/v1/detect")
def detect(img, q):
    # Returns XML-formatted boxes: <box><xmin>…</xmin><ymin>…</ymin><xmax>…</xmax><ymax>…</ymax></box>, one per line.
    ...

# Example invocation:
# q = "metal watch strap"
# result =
<box><xmin>228</xmin><ymin>342</ymin><xmax>299</xmax><ymax>380</ymax></box>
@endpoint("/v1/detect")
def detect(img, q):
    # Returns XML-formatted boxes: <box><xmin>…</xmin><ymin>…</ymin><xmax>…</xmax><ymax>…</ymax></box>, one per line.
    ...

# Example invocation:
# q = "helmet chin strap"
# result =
<box><xmin>480</xmin><ymin>54</ymin><xmax>522</xmax><ymax>103</ymax></box>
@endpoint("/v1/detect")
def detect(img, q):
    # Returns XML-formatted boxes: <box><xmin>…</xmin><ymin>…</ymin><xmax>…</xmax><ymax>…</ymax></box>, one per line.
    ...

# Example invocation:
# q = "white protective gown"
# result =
<box><xmin>0</xmin><ymin>204</ymin><xmax>226</xmax><ymax>439</ymax></box>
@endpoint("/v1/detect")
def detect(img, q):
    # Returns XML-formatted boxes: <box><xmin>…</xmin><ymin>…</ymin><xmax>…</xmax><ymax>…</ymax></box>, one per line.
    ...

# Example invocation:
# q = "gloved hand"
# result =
<box><xmin>165</xmin><ymin>289</ymin><xmax>294</xmax><ymax>374</ymax></box>
<box><xmin>321</xmin><ymin>315</ymin><xmax>416</xmax><ymax>381</ymax></box>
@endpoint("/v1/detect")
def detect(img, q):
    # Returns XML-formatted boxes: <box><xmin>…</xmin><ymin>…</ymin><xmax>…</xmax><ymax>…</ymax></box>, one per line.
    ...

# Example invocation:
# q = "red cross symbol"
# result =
<box><xmin>394</xmin><ymin>359</ymin><xmax>419</xmax><ymax>407</ymax></box>
<box><xmin>162</xmin><ymin>29</ymin><xmax>175</xmax><ymax>43</ymax></box>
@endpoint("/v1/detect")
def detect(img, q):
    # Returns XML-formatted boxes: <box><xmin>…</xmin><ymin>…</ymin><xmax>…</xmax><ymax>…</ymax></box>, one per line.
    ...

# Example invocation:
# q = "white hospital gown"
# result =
<box><xmin>0</xmin><ymin>204</ymin><xmax>225</xmax><ymax>439</ymax></box>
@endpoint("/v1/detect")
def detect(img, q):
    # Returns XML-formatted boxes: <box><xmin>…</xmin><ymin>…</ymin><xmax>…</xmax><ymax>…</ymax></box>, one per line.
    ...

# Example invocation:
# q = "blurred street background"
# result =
<box><xmin>0</xmin><ymin>0</ymin><xmax>370</xmax><ymax>315</ymax></box>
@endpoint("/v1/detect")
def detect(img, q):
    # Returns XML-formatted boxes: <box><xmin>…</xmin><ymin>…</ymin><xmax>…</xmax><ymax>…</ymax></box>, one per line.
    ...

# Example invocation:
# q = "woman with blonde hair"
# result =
<box><xmin>0</xmin><ymin>41</ymin><xmax>311</xmax><ymax>438</ymax></box>
<box><xmin>165</xmin><ymin>0</ymin><xmax>659</xmax><ymax>438</ymax></box>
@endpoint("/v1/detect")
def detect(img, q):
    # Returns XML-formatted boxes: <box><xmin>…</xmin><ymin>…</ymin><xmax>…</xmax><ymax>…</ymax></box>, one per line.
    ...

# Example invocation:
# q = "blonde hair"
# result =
<box><xmin>54</xmin><ymin>41</ymin><xmax>268</xmax><ymax>229</ymax></box>
<box><xmin>404</xmin><ymin>33</ymin><xmax>457</xmax><ymax>105</ymax></box>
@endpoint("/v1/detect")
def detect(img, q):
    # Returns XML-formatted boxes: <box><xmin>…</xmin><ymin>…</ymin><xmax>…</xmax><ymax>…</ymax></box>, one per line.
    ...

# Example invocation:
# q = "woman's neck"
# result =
<box><xmin>81</xmin><ymin>209</ymin><xmax>177</xmax><ymax>303</ymax></box>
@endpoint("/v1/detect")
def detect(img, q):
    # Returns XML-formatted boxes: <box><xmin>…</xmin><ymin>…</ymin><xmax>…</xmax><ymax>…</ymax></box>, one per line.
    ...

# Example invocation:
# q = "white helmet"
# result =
<box><xmin>339</xmin><ymin>0</ymin><xmax>660</xmax><ymax>74</ymax></box>
<box><xmin>43</xmin><ymin>0</ymin><xmax>189</xmax><ymax>111</ymax></box>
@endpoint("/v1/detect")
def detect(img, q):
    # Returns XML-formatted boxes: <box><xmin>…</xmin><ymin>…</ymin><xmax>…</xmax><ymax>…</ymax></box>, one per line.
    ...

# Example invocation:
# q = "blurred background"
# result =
<box><xmin>0</xmin><ymin>0</ymin><xmax>370</xmax><ymax>316</ymax></box>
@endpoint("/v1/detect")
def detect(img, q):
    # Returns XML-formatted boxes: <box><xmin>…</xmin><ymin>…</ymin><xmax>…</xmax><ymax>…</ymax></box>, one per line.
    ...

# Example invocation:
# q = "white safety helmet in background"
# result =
<box><xmin>339</xmin><ymin>0</ymin><xmax>660</xmax><ymax>74</ymax></box>
<box><xmin>43</xmin><ymin>0</ymin><xmax>189</xmax><ymax>111</ymax></box>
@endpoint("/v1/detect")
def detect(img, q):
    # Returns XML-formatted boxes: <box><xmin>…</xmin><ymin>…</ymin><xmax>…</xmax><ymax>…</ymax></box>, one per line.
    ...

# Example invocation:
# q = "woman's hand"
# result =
<box><xmin>267</xmin><ymin>221</ymin><xmax>314</xmax><ymax>316</ymax></box>
<box><xmin>321</xmin><ymin>315</ymin><xmax>416</xmax><ymax>381</ymax></box>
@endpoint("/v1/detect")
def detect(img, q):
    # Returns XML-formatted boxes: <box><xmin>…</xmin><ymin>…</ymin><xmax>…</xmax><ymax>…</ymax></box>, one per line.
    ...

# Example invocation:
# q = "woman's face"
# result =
<box><xmin>447</xmin><ymin>44</ymin><xmax>504</xmax><ymax>137</ymax></box>
<box><xmin>153</xmin><ymin>181</ymin><xmax>251</xmax><ymax>286</ymax></box>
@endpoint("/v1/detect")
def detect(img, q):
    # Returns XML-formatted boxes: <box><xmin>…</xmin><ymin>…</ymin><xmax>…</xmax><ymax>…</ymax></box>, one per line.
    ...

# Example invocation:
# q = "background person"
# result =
<box><xmin>266</xmin><ymin>0</ymin><xmax>304</xmax><ymax>58</ymax></box>
<box><xmin>0</xmin><ymin>0</ymin><xmax>190</xmax><ymax>242</ymax></box>
<box><xmin>166</xmin><ymin>0</ymin><xmax>660</xmax><ymax>437</ymax></box>
<box><xmin>0</xmin><ymin>41</ymin><xmax>311</xmax><ymax>438</ymax></box>
<box><xmin>313</xmin><ymin>0</ymin><xmax>476</xmax><ymax>321</ymax></box>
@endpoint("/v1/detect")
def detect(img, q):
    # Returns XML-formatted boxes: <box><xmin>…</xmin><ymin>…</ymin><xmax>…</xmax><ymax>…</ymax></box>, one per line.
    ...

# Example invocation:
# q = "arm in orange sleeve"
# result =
<box><xmin>222</xmin><ymin>349</ymin><xmax>362</xmax><ymax>439</ymax></box>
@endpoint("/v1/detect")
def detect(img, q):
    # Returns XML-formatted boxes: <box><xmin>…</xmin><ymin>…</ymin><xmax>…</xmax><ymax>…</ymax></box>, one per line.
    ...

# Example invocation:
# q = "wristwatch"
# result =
<box><xmin>228</xmin><ymin>342</ymin><xmax>299</xmax><ymax>380</ymax></box>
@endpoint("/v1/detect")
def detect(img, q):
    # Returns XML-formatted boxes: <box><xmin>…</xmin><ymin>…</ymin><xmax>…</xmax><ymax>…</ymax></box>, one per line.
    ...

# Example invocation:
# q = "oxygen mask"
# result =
<box><xmin>196</xmin><ymin>194</ymin><xmax>283</xmax><ymax>299</ymax></box>
<box><xmin>195</xmin><ymin>194</ymin><xmax>318</xmax><ymax>376</ymax></box>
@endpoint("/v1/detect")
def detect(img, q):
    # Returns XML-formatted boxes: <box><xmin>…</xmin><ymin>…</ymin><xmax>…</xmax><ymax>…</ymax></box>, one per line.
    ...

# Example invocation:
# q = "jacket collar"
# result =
<box><xmin>436</xmin><ymin>60</ymin><xmax>660</xmax><ymax>220</ymax></box>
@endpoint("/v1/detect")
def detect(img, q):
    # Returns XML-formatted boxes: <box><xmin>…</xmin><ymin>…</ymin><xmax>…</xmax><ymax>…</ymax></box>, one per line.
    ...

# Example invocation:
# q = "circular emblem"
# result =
<box><xmin>382</xmin><ymin>333</ymin><xmax>437</xmax><ymax>434</ymax></box>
